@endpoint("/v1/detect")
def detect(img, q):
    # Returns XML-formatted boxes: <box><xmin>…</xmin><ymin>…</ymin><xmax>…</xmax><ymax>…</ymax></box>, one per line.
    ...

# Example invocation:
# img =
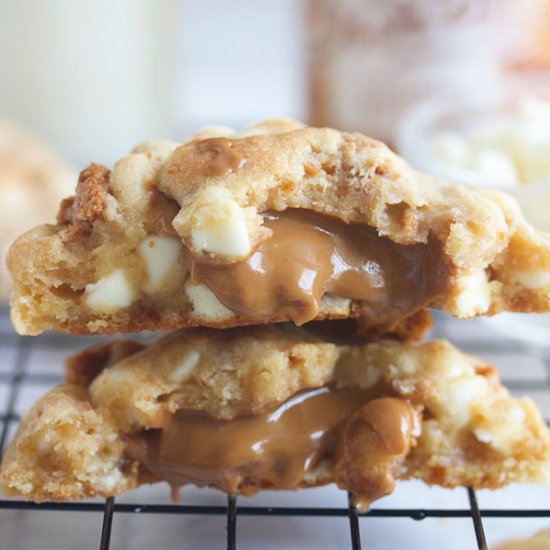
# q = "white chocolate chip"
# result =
<box><xmin>185</xmin><ymin>281</ymin><xmax>234</xmax><ymax>321</ymax></box>
<box><xmin>453</xmin><ymin>270</ymin><xmax>491</xmax><ymax>317</ymax></box>
<box><xmin>473</xmin><ymin>429</ymin><xmax>493</xmax><ymax>444</ymax></box>
<box><xmin>510</xmin><ymin>269</ymin><xmax>550</xmax><ymax>290</ymax></box>
<box><xmin>361</xmin><ymin>366</ymin><xmax>381</xmax><ymax>389</ymax></box>
<box><xmin>319</xmin><ymin>294</ymin><xmax>352</xmax><ymax>316</ymax></box>
<box><xmin>168</xmin><ymin>350</ymin><xmax>200</xmax><ymax>383</ymax></box>
<box><xmin>474</xmin><ymin>404</ymin><xmax>526</xmax><ymax>451</ymax></box>
<box><xmin>190</xmin><ymin>199</ymin><xmax>251</xmax><ymax>257</ymax></box>
<box><xmin>137</xmin><ymin>235</ymin><xmax>182</xmax><ymax>293</ymax></box>
<box><xmin>100</xmin><ymin>469</ymin><xmax>127</xmax><ymax>490</ymax></box>
<box><xmin>392</xmin><ymin>378</ymin><xmax>416</xmax><ymax>395</ymax></box>
<box><xmin>440</xmin><ymin>376</ymin><xmax>485</xmax><ymax>426</ymax></box>
<box><xmin>85</xmin><ymin>270</ymin><xmax>135</xmax><ymax>313</ymax></box>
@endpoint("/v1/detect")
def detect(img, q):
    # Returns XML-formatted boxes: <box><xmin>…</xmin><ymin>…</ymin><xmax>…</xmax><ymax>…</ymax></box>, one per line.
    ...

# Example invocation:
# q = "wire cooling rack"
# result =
<box><xmin>1</xmin><ymin>308</ymin><xmax>550</xmax><ymax>550</ymax></box>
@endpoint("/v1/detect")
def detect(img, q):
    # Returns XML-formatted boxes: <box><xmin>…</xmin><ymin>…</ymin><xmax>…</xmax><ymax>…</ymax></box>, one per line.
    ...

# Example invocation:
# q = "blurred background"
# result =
<box><xmin>0</xmin><ymin>0</ymin><xmax>548</xmax><ymax>161</ymax></box>
<box><xmin>0</xmin><ymin>0</ymin><xmax>306</xmax><ymax>166</ymax></box>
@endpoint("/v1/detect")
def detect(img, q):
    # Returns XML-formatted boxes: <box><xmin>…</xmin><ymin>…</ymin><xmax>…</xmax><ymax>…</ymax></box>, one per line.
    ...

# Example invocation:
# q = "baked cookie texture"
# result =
<box><xmin>0</xmin><ymin>386</ymin><xmax>135</xmax><ymax>501</ymax></box>
<box><xmin>2</xmin><ymin>325</ymin><xmax>549</xmax><ymax>504</ymax></box>
<box><xmin>7</xmin><ymin>119</ymin><xmax>550</xmax><ymax>335</ymax></box>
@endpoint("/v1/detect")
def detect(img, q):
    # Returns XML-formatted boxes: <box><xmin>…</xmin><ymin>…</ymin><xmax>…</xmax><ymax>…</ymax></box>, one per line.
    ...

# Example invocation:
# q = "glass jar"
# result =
<box><xmin>306</xmin><ymin>0</ymin><xmax>549</xmax><ymax>144</ymax></box>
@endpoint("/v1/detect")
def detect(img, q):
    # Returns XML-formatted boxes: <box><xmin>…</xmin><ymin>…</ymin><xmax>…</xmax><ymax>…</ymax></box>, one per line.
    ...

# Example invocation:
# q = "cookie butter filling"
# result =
<box><xmin>125</xmin><ymin>386</ymin><xmax>419</xmax><ymax>508</ymax></box>
<box><xmin>186</xmin><ymin>208</ymin><xmax>449</xmax><ymax>326</ymax></box>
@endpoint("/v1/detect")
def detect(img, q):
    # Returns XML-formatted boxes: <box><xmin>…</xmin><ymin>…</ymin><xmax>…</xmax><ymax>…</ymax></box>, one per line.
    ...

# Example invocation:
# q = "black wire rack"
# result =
<box><xmin>1</xmin><ymin>311</ymin><xmax>550</xmax><ymax>550</ymax></box>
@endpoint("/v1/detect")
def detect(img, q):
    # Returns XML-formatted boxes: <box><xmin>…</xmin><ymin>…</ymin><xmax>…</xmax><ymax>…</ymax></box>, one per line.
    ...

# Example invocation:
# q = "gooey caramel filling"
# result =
<box><xmin>125</xmin><ymin>386</ymin><xmax>419</xmax><ymax>506</ymax></box>
<box><xmin>186</xmin><ymin>209</ymin><xmax>449</xmax><ymax>326</ymax></box>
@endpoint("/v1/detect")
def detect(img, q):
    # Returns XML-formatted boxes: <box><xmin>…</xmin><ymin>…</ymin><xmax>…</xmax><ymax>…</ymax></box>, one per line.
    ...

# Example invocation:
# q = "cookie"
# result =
<box><xmin>0</xmin><ymin>119</ymin><xmax>75</xmax><ymax>301</ymax></box>
<box><xmin>2</xmin><ymin>325</ymin><xmax>549</xmax><ymax>509</ymax></box>
<box><xmin>8</xmin><ymin>120</ymin><xmax>550</xmax><ymax>334</ymax></box>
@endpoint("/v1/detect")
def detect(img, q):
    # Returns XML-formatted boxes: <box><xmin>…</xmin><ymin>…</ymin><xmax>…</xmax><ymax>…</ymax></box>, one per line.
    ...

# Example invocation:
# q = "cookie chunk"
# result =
<box><xmin>0</xmin><ymin>385</ymin><xmax>136</xmax><ymax>500</ymax></box>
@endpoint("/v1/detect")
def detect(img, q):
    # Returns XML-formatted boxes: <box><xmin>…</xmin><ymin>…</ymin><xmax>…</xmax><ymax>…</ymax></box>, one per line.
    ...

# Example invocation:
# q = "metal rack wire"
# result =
<box><xmin>1</xmin><ymin>311</ymin><xmax>550</xmax><ymax>550</ymax></box>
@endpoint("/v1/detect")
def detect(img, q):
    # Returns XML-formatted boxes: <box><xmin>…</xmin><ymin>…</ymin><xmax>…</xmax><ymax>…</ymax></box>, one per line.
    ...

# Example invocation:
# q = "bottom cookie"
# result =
<box><xmin>1</xmin><ymin>325</ymin><xmax>549</xmax><ymax>510</ymax></box>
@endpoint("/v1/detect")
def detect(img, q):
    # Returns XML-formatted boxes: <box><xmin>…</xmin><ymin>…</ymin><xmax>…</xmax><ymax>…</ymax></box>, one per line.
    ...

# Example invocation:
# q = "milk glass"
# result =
<box><xmin>0</xmin><ymin>0</ymin><xmax>173</xmax><ymax>165</ymax></box>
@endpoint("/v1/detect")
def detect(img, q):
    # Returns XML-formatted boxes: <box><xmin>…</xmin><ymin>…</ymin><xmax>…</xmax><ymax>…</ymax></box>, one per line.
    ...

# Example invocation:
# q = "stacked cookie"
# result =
<box><xmin>2</xmin><ymin>120</ymin><xmax>550</xmax><ymax>510</ymax></box>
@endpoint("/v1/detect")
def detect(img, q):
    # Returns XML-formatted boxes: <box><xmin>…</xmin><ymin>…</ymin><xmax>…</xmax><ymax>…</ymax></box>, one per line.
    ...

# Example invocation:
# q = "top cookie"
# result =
<box><xmin>7</xmin><ymin>119</ymin><xmax>550</xmax><ymax>334</ymax></box>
